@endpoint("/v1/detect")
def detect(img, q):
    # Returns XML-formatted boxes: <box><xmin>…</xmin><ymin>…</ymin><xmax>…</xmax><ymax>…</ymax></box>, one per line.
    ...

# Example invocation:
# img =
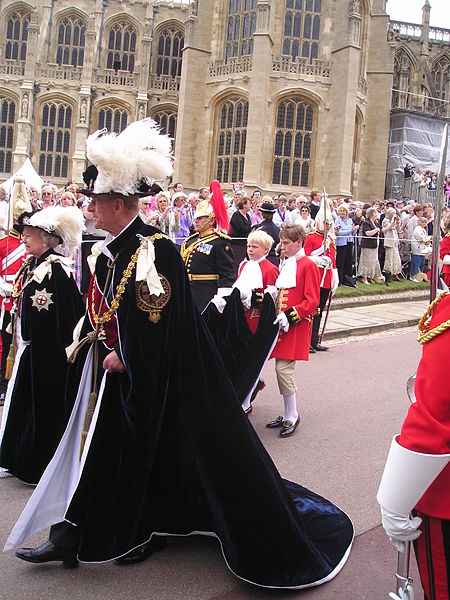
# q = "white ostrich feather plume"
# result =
<box><xmin>28</xmin><ymin>206</ymin><xmax>85</xmax><ymax>251</ymax></box>
<box><xmin>86</xmin><ymin>119</ymin><xmax>173</xmax><ymax>195</ymax></box>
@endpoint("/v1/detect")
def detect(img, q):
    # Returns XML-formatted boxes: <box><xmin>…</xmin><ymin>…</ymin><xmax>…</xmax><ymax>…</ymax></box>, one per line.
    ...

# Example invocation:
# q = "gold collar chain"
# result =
<box><xmin>11</xmin><ymin>257</ymin><xmax>34</xmax><ymax>300</ymax></box>
<box><xmin>91</xmin><ymin>245</ymin><xmax>141</xmax><ymax>329</ymax></box>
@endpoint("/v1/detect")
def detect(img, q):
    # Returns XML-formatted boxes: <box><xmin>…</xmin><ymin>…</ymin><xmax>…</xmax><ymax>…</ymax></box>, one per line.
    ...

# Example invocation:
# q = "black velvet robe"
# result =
<box><xmin>203</xmin><ymin>288</ymin><xmax>278</xmax><ymax>404</ymax></box>
<box><xmin>12</xmin><ymin>218</ymin><xmax>353</xmax><ymax>588</ymax></box>
<box><xmin>0</xmin><ymin>250</ymin><xmax>84</xmax><ymax>484</ymax></box>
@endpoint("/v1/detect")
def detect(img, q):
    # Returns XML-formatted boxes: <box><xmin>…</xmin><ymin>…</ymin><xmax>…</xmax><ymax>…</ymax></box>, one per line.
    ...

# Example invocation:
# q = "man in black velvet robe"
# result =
<box><xmin>8</xmin><ymin>191</ymin><xmax>354</xmax><ymax>589</ymax></box>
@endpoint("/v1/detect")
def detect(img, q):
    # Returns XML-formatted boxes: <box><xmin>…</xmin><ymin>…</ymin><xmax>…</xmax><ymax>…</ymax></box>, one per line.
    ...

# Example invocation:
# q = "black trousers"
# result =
<box><xmin>311</xmin><ymin>287</ymin><xmax>330</xmax><ymax>347</ymax></box>
<box><xmin>336</xmin><ymin>244</ymin><xmax>354</xmax><ymax>284</ymax></box>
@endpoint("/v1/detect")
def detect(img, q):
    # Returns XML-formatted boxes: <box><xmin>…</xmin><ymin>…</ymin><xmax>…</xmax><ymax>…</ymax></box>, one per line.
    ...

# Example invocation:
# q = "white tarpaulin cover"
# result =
<box><xmin>387</xmin><ymin>112</ymin><xmax>450</xmax><ymax>175</ymax></box>
<box><xmin>1</xmin><ymin>158</ymin><xmax>45</xmax><ymax>193</ymax></box>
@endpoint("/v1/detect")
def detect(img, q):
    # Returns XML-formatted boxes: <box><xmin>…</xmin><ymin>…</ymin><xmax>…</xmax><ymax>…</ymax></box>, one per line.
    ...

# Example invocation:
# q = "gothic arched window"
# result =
<box><xmin>431</xmin><ymin>56</ymin><xmax>449</xmax><ymax>104</ymax></box>
<box><xmin>38</xmin><ymin>102</ymin><xmax>72</xmax><ymax>179</ymax></box>
<box><xmin>0</xmin><ymin>98</ymin><xmax>16</xmax><ymax>174</ymax></box>
<box><xmin>153</xmin><ymin>110</ymin><xmax>177</xmax><ymax>143</ymax></box>
<box><xmin>272</xmin><ymin>97</ymin><xmax>314</xmax><ymax>187</ymax></box>
<box><xmin>4</xmin><ymin>10</ymin><xmax>30</xmax><ymax>62</ymax></box>
<box><xmin>392</xmin><ymin>50</ymin><xmax>412</xmax><ymax>108</ymax></box>
<box><xmin>106</xmin><ymin>22</ymin><xmax>137</xmax><ymax>73</ymax></box>
<box><xmin>216</xmin><ymin>97</ymin><xmax>248</xmax><ymax>183</ymax></box>
<box><xmin>56</xmin><ymin>16</ymin><xmax>86</xmax><ymax>67</ymax></box>
<box><xmin>156</xmin><ymin>28</ymin><xmax>184</xmax><ymax>77</ymax></box>
<box><xmin>282</xmin><ymin>0</ymin><xmax>321</xmax><ymax>63</ymax></box>
<box><xmin>225</xmin><ymin>0</ymin><xmax>257</xmax><ymax>63</ymax></box>
<box><xmin>98</xmin><ymin>105</ymin><xmax>129</xmax><ymax>133</ymax></box>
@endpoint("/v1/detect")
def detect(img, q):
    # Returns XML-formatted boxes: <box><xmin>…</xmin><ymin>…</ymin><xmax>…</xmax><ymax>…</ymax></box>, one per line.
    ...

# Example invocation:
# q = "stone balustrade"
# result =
<box><xmin>35</xmin><ymin>63</ymin><xmax>82</xmax><ymax>82</ymax></box>
<box><xmin>390</xmin><ymin>20</ymin><xmax>450</xmax><ymax>44</ymax></box>
<box><xmin>272</xmin><ymin>56</ymin><xmax>331</xmax><ymax>80</ymax></box>
<box><xmin>209</xmin><ymin>56</ymin><xmax>253</xmax><ymax>77</ymax></box>
<box><xmin>94</xmin><ymin>68</ymin><xmax>138</xmax><ymax>88</ymax></box>
<box><xmin>0</xmin><ymin>60</ymin><xmax>25</xmax><ymax>78</ymax></box>
<box><xmin>149</xmin><ymin>74</ymin><xmax>181</xmax><ymax>94</ymax></box>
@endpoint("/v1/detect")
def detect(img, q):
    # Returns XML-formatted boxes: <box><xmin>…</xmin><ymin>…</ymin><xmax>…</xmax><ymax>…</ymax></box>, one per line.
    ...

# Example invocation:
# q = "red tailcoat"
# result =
<box><xmin>0</xmin><ymin>232</ymin><xmax>27</xmax><ymax>312</ymax></box>
<box><xmin>440</xmin><ymin>234</ymin><xmax>450</xmax><ymax>286</ymax></box>
<box><xmin>271</xmin><ymin>256</ymin><xmax>320</xmax><ymax>361</ymax></box>
<box><xmin>399</xmin><ymin>293</ymin><xmax>450</xmax><ymax>518</ymax></box>
<box><xmin>303</xmin><ymin>232</ymin><xmax>336</xmax><ymax>289</ymax></box>
<box><xmin>237</xmin><ymin>258</ymin><xmax>278</xmax><ymax>333</ymax></box>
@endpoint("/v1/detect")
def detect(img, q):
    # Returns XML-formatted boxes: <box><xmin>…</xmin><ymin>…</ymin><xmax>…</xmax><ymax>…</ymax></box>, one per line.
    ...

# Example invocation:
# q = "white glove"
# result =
<box><xmin>265</xmin><ymin>285</ymin><xmax>278</xmax><ymax>302</ymax></box>
<box><xmin>331</xmin><ymin>268</ymin><xmax>339</xmax><ymax>295</ymax></box>
<box><xmin>443</xmin><ymin>255</ymin><xmax>450</xmax><ymax>265</ymax></box>
<box><xmin>210</xmin><ymin>295</ymin><xmax>227</xmax><ymax>313</ymax></box>
<box><xmin>239</xmin><ymin>289</ymin><xmax>252</xmax><ymax>310</ymax></box>
<box><xmin>380</xmin><ymin>505</ymin><xmax>422</xmax><ymax>552</ymax></box>
<box><xmin>0</xmin><ymin>279</ymin><xmax>13</xmax><ymax>298</ymax></box>
<box><xmin>309</xmin><ymin>255</ymin><xmax>332</xmax><ymax>269</ymax></box>
<box><xmin>273</xmin><ymin>312</ymin><xmax>289</xmax><ymax>333</ymax></box>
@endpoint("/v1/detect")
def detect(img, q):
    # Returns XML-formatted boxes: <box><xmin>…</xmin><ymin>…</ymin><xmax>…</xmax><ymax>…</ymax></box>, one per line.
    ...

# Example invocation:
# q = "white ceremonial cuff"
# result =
<box><xmin>377</xmin><ymin>435</ymin><xmax>450</xmax><ymax>515</ymax></box>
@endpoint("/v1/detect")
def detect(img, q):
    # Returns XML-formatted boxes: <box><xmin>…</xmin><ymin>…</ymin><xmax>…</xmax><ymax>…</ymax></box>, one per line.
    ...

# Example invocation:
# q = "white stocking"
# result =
<box><xmin>283</xmin><ymin>393</ymin><xmax>298</xmax><ymax>423</ymax></box>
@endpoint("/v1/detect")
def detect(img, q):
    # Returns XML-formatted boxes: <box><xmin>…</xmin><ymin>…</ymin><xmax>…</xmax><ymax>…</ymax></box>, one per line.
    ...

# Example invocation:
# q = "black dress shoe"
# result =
<box><xmin>114</xmin><ymin>536</ymin><xmax>166</xmax><ymax>566</ymax></box>
<box><xmin>314</xmin><ymin>343</ymin><xmax>328</xmax><ymax>352</ymax></box>
<box><xmin>309</xmin><ymin>345</ymin><xmax>316</xmax><ymax>354</ymax></box>
<box><xmin>266</xmin><ymin>416</ymin><xmax>284</xmax><ymax>428</ymax></box>
<box><xmin>15</xmin><ymin>540</ymin><xmax>78</xmax><ymax>568</ymax></box>
<box><xmin>243</xmin><ymin>404</ymin><xmax>253</xmax><ymax>415</ymax></box>
<box><xmin>280</xmin><ymin>417</ymin><xmax>300</xmax><ymax>438</ymax></box>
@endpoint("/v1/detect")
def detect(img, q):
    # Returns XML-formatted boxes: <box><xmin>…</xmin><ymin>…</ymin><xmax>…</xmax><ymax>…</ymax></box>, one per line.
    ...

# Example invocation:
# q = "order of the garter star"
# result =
<box><xmin>30</xmin><ymin>289</ymin><xmax>54</xmax><ymax>311</ymax></box>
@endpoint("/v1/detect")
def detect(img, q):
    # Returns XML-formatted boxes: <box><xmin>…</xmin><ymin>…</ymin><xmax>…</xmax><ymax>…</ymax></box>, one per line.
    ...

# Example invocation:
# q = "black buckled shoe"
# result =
<box><xmin>114</xmin><ymin>536</ymin><xmax>166</xmax><ymax>566</ymax></box>
<box><xmin>15</xmin><ymin>540</ymin><xmax>78</xmax><ymax>568</ymax></box>
<box><xmin>314</xmin><ymin>343</ymin><xmax>328</xmax><ymax>352</ymax></box>
<box><xmin>243</xmin><ymin>404</ymin><xmax>253</xmax><ymax>415</ymax></box>
<box><xmin>266</xmin><ymin>416</ymin><xmax>284</xmax><ymax>428</ymax></box>
<box><xmin>309</xmin><ymin>345</ymin><xmax>316</xmax><ymax>354</ymax></box>
<box><xmin>280</xmin><ymin>417</ymin><xmax>300</xmax><ymax>438</ymax></box>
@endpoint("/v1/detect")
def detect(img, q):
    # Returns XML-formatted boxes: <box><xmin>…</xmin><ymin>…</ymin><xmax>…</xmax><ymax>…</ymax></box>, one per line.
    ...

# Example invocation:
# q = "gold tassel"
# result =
<box><xmin>79</xmin><ymin>391</ymin><xmax>98</xmax><ymax>459</ymax></box>
<box><xmin>5</xmin><ymin>336</ymin><xmax>17</xmax><ymax>380</ymax></box>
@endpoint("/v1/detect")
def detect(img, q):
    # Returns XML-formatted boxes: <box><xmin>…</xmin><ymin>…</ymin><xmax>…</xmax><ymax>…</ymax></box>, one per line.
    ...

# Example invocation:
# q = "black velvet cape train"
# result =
<box><xmin>17</xmin><ymin>219</ymin><xmax>353</xmax><ymax>588</ymax></box>
<box><xmin>203</xmin><ymin>288</ymin><xmax>278</xmax><ymax>404</ymax></box>
<box><xmin>0</xmin><ymin>250</ymin><xmax>84</xmax><ymax>484</ymax></box>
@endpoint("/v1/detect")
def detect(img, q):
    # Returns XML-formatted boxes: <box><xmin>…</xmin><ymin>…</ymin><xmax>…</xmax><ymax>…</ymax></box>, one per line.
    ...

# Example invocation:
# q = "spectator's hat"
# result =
<box><xmin>260</xmin><ymin>202</ymin><xmax>276</xmax><ymax>213</ymax></box>
<box><xmin>81</xmin><ymin>118</ymin><xmax>173</xmax><ymax>198</ymax></box>
<box><xmin>172</xmin><ymin>192</ymin><xmax>188</xmax><ymax>202</ymax></box>
<box><xmin>395</xmin><ymin>199</ymin><xmax>405</xmax><ymax>206</ymax></box>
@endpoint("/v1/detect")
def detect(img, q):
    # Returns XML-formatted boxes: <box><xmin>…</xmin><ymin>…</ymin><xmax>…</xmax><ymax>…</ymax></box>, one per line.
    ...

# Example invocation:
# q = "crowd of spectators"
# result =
<box><xmin>1</xmin><ymin>175</ymin><xmax>450</xmax><ymax>291</ymax></box>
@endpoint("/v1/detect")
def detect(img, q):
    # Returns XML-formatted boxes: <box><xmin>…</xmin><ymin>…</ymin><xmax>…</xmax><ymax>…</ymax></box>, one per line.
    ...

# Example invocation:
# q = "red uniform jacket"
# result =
<box><xmin>440</xmin><ymin>234</ymin><xmax>450</xmax><ymax>284</ymax></box>
<box><xmin>271</xmin><ymin>256</ymin><xmax>320</xmax><ymax>361</ymax></box>
<box><xmin>399</xmin><ymin>293</ymin><xmax>450</xmax><ymax>518</ymax></box>
<box><xmin>0</xmin><ymin>232</ymin><xmax>27</xmax><ymax>312</ymax></box>
<box><xmin>303</xmin><ymin>232</ymin><xmax>336</xmax><ymax>289</ymax></box>
<box><xmin>237</xmin><ymin>258</ymin><xmax>278</xmax><ymax>333</ymax></box>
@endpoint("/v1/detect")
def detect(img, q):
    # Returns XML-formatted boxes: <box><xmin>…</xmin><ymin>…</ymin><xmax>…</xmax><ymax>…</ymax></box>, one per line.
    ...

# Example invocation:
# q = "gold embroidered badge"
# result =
<box><xmin>136</xmin><ymin>275</ymin><xmax>171</xmax><ymax>324</ymax></box>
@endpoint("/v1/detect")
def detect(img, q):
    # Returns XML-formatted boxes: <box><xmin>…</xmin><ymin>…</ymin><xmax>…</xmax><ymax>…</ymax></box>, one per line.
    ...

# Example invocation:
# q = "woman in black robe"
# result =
<box><xmin>0</xmin><ymin>207</ymin><xmax>84</xmax><ymax>484</ymax></box>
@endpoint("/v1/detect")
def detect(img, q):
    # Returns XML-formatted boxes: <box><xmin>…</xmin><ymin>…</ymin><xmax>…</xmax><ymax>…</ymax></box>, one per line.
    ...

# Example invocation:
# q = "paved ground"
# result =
<box><xmin>0</xmin><ymin>298</ymin><xmax>429</xmax><ymax>600</ymax></box>
<box><xmin>326</xmin><ymin>298</ymin><xmax>429</xmax><ymax>340</ymax></box>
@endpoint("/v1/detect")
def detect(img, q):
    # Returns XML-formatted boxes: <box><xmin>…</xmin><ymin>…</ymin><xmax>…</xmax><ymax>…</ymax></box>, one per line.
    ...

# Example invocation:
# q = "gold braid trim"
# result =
<box><xmin>417</xmin><ymin>291</ymin><xmax>450</xmax><ymax>345</ymax></box>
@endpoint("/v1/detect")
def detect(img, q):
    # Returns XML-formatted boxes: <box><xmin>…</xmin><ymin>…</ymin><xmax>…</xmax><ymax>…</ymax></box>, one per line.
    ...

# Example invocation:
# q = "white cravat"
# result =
<box><xmin>233</xmin><ymin>257</ymin><xmax>264</xmax><ymax>293</ymax></box>
<box><xmin>275</xmin><ymin>249</ymin><xmax>305</xmax><ymax>289</ymax></box>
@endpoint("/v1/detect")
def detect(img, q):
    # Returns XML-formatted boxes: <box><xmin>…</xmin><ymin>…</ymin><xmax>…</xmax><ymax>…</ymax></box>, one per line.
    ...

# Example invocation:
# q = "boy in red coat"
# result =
<box><xmin>233</xmin><ymin>230</ymin><xmax>279</xmax><ymax>413</ymax></box>
<box><xmin>267</xmin><ymin>224</ymin><xmax>320</xmax><ymax>437</ymax></box>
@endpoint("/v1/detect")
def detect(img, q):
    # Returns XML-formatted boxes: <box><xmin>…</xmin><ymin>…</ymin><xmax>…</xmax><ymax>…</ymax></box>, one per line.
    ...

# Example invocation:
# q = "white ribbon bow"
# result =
<box><xmin>135</xmin><ymin>235</ymin><xmax>164</xmax><ymax>297</ymax></box>
<box><xmin>33</xmin><ymin>255</ymin><xmax>74</xmax><ymax>284</ymax></box>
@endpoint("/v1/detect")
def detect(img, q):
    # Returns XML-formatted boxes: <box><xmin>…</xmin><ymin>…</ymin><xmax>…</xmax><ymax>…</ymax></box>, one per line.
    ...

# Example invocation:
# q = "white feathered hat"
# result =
<box><xmin>82</xmin><ymin>118</ymin><xmax>173</xmax><ymax>196</ymax></box>
<box><xmin>16</xmin><ymin>206</ymin><xmax>85</xmax><ymax>252</ymax></box>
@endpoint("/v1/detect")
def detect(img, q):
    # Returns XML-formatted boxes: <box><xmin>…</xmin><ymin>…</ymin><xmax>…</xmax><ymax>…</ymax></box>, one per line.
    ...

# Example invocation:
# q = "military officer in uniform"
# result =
<box><xmin>181</xmin><ymin>181</ymin><xmax>235</xmax><ymax>313</ymax></box>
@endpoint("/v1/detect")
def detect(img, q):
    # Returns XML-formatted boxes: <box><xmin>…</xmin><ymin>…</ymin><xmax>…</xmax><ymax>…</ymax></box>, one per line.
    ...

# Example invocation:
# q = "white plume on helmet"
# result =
<box><xmin>86</xmin><ymin>118</ymin><xmax>173</xmax><ymax>195</ymax></box>
<box><xmin>27</xmin><ymin>206</ymin><xmax>85</xmax><ymax>251</ymax></box>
